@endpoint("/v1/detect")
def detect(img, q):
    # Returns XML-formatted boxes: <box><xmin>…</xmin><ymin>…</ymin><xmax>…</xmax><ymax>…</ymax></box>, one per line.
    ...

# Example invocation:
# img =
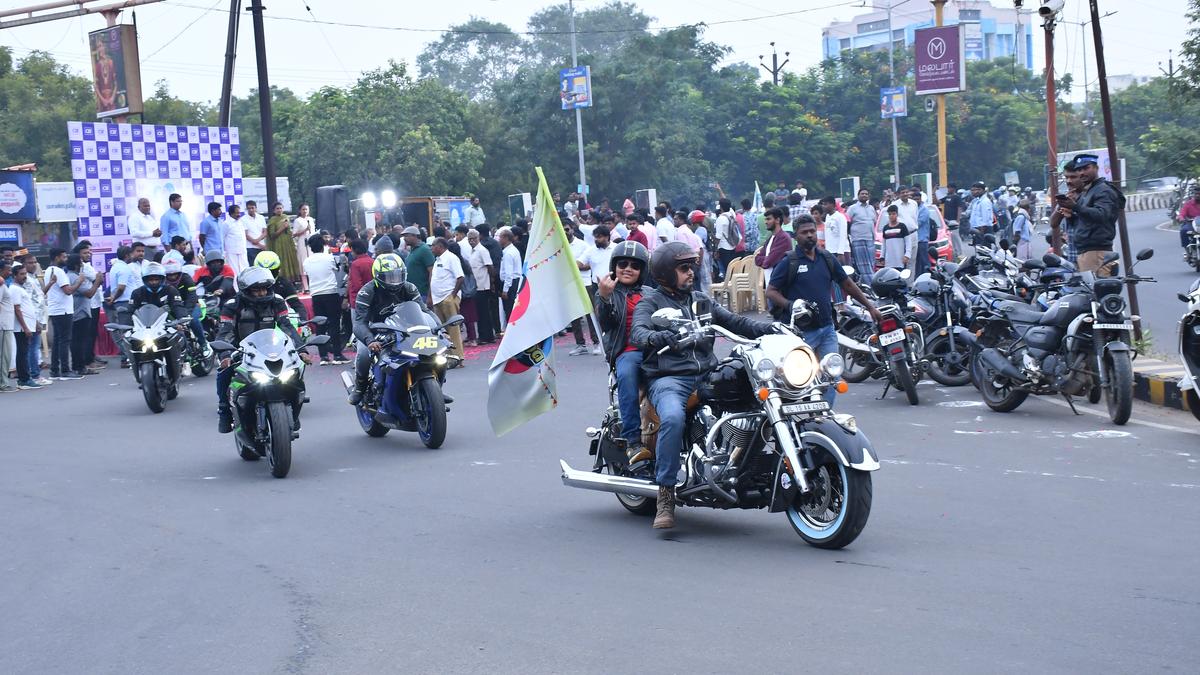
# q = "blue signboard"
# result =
<box><xmin>0</xmin><ymin>171</ymin><xmax>38</xmax><ymax>221</ymax></box>
<box><xmin>560</xmin><ymin>66</ymin><xmax>593</xmax><ymax>110</ymax></box>
<box><xmin>0</xmin><ymin>224</ymin><xmax>20</xmax><ymax>246</ymax></box>
<box><xmin>880</xmin><ymin>86</ymin><xmax>908</xmax><ymax>119</ymax></box>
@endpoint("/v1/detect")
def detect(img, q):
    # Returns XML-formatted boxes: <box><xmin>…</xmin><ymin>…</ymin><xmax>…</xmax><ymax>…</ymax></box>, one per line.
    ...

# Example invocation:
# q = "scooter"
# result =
<box><xmin>1177</xmin><ymin>279</ymin><xmax>1200</xmax><ymax>422</ymax></box>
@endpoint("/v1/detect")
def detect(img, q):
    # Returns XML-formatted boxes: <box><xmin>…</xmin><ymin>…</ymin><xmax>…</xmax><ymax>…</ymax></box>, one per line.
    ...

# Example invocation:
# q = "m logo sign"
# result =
<box><xmin>915</xmin><ymin>25</ymin><xmax>966</xmax><ymax>95</ymax></box>
<box><xmin>927</xmin><ymin>37</ymin><xmax>947</xmax><ymax>60</ymax></box>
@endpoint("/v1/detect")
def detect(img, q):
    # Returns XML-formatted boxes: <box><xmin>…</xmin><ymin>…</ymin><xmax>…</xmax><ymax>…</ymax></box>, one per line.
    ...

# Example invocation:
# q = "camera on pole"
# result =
<box><xmin>1038</xmin><ymin>0</ymin><xmax>1065</xmax><ymax>17</ymax></box>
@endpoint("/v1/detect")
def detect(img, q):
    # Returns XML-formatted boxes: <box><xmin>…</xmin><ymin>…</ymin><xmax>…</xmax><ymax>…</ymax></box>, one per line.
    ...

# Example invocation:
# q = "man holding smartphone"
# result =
<box><xmin>1053</xmin><ymin>154</ymin><xmax>1122</xmax><ymax>276</ymax></box>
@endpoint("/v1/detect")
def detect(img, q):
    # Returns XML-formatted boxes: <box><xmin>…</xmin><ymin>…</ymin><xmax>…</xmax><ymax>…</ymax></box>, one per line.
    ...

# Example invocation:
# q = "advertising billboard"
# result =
<box><xmin>88</xmin><ymin>25</ymin><xmax>144</xmax><ymax>118</ymax></box>
<box><xmin>0</xmin><ymin>171</ymin><xmax>38</xmax><ymax>221</ymax></box>
<box><xmin>880</xmin><ymin>86</ymin><xmax>907</xmax><ymax>119</ymax></box>
<box><xmin>914</xmin><ymin>25</ymin><xmax>966</xmax><ymax>96</ymax></box>
<box><xmin>559</xmin><ymin>66</ymin><xmax>593</xmax><ymax>110</ymax></box>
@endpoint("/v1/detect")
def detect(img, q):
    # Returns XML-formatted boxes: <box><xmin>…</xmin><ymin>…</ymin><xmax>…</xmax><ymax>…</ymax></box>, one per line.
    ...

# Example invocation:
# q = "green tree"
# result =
<box><xmin>0</xmin><ymin>48</ymin><xmax>94</xmax><ymax>180</ymax></box>
<box><xmin>525</xmin><ymin>2</ymin><xmax>651</xmax><ymax>65</ymax></box>
<box><xmin>141</xmin><ymin>80</ymin><xmax>211</xmax><ymax>126</ymax></box>
<box><xmin>417</xmin><ymin>18</ymin><xmax>528</xmax><ymax>100</ymax></box>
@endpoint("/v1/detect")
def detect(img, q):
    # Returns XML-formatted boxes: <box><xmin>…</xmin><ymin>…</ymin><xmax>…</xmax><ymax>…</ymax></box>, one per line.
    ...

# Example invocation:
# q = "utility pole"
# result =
<box><xmin>218</xmin><ymin>0</ymin><xmax>241</xmax><ymax>127</ymax></box>
<box><xmin>1043</xmin><ymin>12</ymin><xmax>1058</xmax><ymax>193</ymax></box>
<box><xmin>758</xmin><ymin>42</ymin><xmax>790</xmax><ymax>86</ymax></box>
<box><xmin>885</xmin><ymin>0</ymin><xmax>909</xmax><ymax>189</ymax></box>
<box><xmin>569</xmin><ymin>0</ymin><xmax>586</xmax><ymax>199</ymax></box>
<box><xmin>1159</xmin><ymin>49</ymin><xmax>1176</xmax><ymax>111</ymax></box>
<box><xmin>932</xmin><ymin>0</ymin><xmax>947</xmax><ymax>191</ymax></box>
<box><xmin>249</xmin><ymin>0</ymin><xmax>277</xmax><ymax>210</ymax></box>
<box><xmin>1088</xmin><ymin>0</ymin><xmax>1141</xmax><ymax>340</ymax></box>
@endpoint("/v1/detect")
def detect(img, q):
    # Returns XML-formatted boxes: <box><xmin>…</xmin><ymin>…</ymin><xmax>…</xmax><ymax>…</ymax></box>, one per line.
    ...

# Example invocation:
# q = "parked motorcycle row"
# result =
<box><xmin>106</xmin><ymin>290</ymin><xmax>463</xmax><ymax>479</ymax></box>
<box><xmin>834</xmin><ymin>236</ymin><xmax>1157</xmax><ymax>425</ymax></box>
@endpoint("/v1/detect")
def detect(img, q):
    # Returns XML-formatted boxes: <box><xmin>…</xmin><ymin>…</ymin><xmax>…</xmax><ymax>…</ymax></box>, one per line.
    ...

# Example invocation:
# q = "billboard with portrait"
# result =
<box><xmin>88</xmin><ymin>25</ymin><xmax>144</xmax><ymax>118</ymax></box>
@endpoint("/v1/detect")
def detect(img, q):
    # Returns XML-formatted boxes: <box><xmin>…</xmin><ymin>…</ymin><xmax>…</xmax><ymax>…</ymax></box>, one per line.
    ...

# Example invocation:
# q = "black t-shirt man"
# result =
<box><xmin>941</xmin><ymin>191</ymin><xmax>964</xmax><ymax>223</ymax></box>
<box><xmin>768</xmin><ymin>247</ymin><xmax>846</xmax><ymax>327</ymax></box>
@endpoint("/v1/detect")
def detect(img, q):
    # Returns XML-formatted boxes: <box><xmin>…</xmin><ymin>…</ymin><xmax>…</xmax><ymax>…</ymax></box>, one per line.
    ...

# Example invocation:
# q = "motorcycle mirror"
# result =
<box><xmin>210</xmin><ymin>340</ymin><xmax>234</xmax><ymax>350</ymax></box>
<box><xmin>1136</xmin><ymin>248</ymin><xmax>1154</xmax><ymax>261</ymax></box>
<box><xmin>899</xmin><ymin>268</ymin><xmax>912</xmax><ymax>280</ymax></box>
<box><xmin>103</xmin><ymin>322</ymin><xmax>130</xmax><ymax>331</ymax></box>
<box><xmin>651</xmin><ymin>307</ymin><xmax>684</xmax><ymax>328</ymax></box>
<box><xmin>1179</xmin><ymin>292</ymin><xmax>1191</xmax><ymax>302</ymax></box>
<box><xmin>306</xmin><ymin>335</ymin><xmax>331</xmax><ymax>346</ymax></box>
<box><xmin>842</xmin><ymin>265</ymin><xmax>857</xmax><ymax>277</ymax></box>
<box><xmin>308</xmin><ymin>316</ymin><xmax>328</xmax><ymax>326</ymax></box>
<box><xmin>439</xmin><ymin>314</ymin><xmax>465</xmax><ymax>329</ymax></box>
<box><xmin>692</xmin><ymin>297</ymin><xmax>713</xmax><ymax>318</ymax></box>
<box><xmin>999</xmin><ymin>239</ymin><xmax>1011</xmax><ymax>251</ymax></box>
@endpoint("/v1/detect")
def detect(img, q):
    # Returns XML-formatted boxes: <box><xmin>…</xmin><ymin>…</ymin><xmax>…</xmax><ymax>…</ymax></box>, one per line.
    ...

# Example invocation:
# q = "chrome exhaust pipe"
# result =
<box><xmin>559</xmin><ymin>460</ymin><xmax>660</xmax><ymax>499</ymax></box>
<box><xmin>838</xmin><ymin>332</ymin><xmax>877</xmax><ymax>354</ymax></box>
<box><xmin>339</xmin><ymin>370</ymin><xmax>355</xmax><ymax>393</ymax></box>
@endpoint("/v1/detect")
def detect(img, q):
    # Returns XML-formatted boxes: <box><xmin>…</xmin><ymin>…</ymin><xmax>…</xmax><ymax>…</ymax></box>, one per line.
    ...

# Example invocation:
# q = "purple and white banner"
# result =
<box><xmin>914</xmin><ymin>25</ymin><xmax>966</xmax><ymax>96</ymax></box>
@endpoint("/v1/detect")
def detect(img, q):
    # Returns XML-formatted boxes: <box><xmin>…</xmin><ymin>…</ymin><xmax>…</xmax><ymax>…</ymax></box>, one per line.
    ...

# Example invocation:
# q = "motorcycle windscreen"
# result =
<box><xmin>386</xmin><ymin>301</ymin><xmax>439</xmax><ymax>332</ymax></box>
<box><xmin>133</xmin><ymin>304</ymin><xmax>167</xmax><ymax>329</ymax></box>
<box><xmin>242</xmin><ymin>328</ymin><xmax>294</xmax><ymax>359</ymax></box>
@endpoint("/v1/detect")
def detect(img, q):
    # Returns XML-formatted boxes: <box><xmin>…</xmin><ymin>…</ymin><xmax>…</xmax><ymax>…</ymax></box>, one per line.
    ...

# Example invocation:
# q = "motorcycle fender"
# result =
<box><xmin>945</xmin><ymin>325</ymin><xmax>977</xmax><ymax>348</ymax></box>
<box><xmin>1104</xmin><ymin>340</ymin><xmax>1131</xmax><ymax>355</ymax></box>
<box><xmin>800</xmin><ymin>418</ymin><xmax>880</xmax><ymax>471</ymax></box>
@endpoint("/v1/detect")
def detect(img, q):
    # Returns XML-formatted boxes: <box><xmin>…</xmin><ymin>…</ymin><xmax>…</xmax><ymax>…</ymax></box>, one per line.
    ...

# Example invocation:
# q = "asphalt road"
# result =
<box><xmin>2</xmin><ymin>343</ymin><xmax>1198</xmax><ymax>674</ymax></box>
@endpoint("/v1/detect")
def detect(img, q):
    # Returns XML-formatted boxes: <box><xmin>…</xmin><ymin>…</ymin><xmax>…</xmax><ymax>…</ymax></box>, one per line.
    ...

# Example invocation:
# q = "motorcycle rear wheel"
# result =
<box><xmin>975</xmin><ymin>353</ymin><xmax>1029</xmax><ymax>412</ymax></box>
<box><xmin>894</xmin><ymin>360</ymin><xmax>920</xmax><ymax>405</ymax></box>
<box><xmin>357</xmin><ymin>402</ymin><xmax>389</xmax><ymax>437</ymax></box>
<box><xmin>786</xmin><ymin>455</ymin><xmax>872</xmax><ymax>550</ymax></box>
<box><xmin>191</xmin><ymin>348</ymin><xmax>215</xmax><ymax>377</ymax></box>
<box><xmin>840</xmin><ymin>326</ymin><xmax>874</xmax><ymax>384</ymax></box>
<box><xmin>607</xmin><ymin>464</ymin><xmax>657</xmax><ymax>515</ymax></box>
<box><xmin>925</xmin><ymin>335</ymin><xmax>972</xmax><ymax>386</ymax></box>
<box><xmin>266</xmin><ymin>401</ymin><xmax>293</xmax><ymax>478</ymax></box>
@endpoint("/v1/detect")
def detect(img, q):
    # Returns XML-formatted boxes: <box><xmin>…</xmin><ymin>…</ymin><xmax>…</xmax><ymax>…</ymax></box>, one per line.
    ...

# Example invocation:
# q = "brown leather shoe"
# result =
<box><xmin>652</xmin><ymin>486</ymin><xmax>675</xmax><ymax>529</ymax></box>
<box><xmin>626</xmin><ymin>442</ymin><xmax>651</xmax><ymax>464</ymax></box>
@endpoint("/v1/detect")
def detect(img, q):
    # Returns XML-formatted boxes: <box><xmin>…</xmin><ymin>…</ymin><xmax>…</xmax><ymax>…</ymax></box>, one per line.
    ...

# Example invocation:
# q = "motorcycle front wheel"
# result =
<box><xmin>1185</xmin><ymin>389</ymin><xmax>1200</xmax><ymax>423</ymax></box>
<box><xmin>191</xmin><ymin>348</ymin><xmax>215</xmax><ymax>377</ymax></box>
<box><xmin>414</xmin><ymin>378</ymin><xmax>447</xmax><ymax>449</ymax></box>
<box><xmin>266</xmin><ymin>401</ymin><xmax>293</xmax><ymax>478</ymax></box>
<box><xmin>786</xmin><ymin>455</ymin><xmax>872</xmax><ymax>549</ymax></box>
<box><xmin>1105</xmin><ymin>351</ymin><xmax>1133</xmax><ymax>425</ymax></box>
<box><xmin>140</xmin><ymin>363</ymin><xmax>165</xmax><ymax>413</ymax></box>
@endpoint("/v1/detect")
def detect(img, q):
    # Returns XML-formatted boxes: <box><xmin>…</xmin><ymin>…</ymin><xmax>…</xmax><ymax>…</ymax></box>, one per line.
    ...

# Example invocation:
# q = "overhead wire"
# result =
<box><xmin>141</xmin><ymin>0</ymin><xmax>225</xmax><ymax>62</ymax></box>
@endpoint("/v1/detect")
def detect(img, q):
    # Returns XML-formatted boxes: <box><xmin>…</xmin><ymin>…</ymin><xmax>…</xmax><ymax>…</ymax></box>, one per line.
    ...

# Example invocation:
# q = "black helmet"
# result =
<box><xmin>237</xmin><ymin>266</ymin><xmax>276</xmax><ymax>309</ymax></box>
<box><xmin>911</xmin><ymin>273</ymin><xmax>939</xmax><ymax>297</ymax></box>
<box><xmin>870</xmin><ymin>266</ymin><xmax>906</xmax><ymax>297</ymax></box>
<box><xmin>650</xmin><ymin>241</ymin><xmax>699</xmax><ymax>290</ymax></box>
<box><xmin>608</xmin><ymin>240</ymin><xmax>649</xmax><ymax>286</ymax></box>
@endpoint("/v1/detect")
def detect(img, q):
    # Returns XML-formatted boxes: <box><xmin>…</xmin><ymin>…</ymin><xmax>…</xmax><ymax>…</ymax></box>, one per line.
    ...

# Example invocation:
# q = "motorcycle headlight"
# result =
<box><xmin>278</xmin><ymin>368</ymin><xmax>296</xmax><ymax>382</ymax></box>
<box><xmin>781</xmin><ymin>347</ymin><xmax>818</xmax><ymax>388</ymax></box>
<box><xmin>820</xmin><ymin>353</ymin><xmax>845</xmax><ymax>379</ymax></box>
<box><xmin>251</xmin><ymin>371</ymin><xmax>273</xmax><ymax>384</ymax></box>
<box><xmin>754</xmin><ymin>358</ymin><xmax>776</xmax><ymax>381</ymax></box>
<box><xmin>434</xmin><ymin>355</ymin><xmax>448</xmax><ymax>367</ymax></box>
<box><xmin>1100</xmin><ymin>295</ymin><xmax>1126</xmax><ymax>315</ymax></box>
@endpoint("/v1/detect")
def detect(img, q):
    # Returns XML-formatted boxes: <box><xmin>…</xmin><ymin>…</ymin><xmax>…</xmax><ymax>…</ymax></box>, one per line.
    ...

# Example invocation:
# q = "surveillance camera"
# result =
<box><xmin>1038</xmin><ymin>0</ymin><xmax>1065</xmax><ymax>17</ymax></box>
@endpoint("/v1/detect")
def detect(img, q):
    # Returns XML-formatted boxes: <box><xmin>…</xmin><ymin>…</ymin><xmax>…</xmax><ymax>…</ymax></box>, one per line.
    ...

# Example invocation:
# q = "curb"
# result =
<box><xmin>1132</xmin><ymin>356</ymin><xmax>1191</xmax><ymax>411</ymax></box>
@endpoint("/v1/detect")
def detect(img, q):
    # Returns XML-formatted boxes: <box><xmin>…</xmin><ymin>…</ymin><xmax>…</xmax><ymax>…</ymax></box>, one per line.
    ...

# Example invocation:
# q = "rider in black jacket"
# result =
<box><xmin>348</xmin><ymin>253</ymin><xmax>430</xmax><ymax>404</ymax></box>
<box><xmin>595</xmin><ymin>240</ymin><xmax>651</xmax><ymax>462</ymax></box>
<box><xmin>163</xmin><ymin>258</ymin><xmax>209</xmax><ymax>354</ymax></box>
<box><xmin>214</xmin><ymin>266</ymin><xmax>308</xmax><ymax>433</ymax></box>
<box><xmin>130</xmin><ymin>261</ymin><xmax>186</xmax><ymax>316</ymax></box>
<box><xmin>630</xmin><ymin>242</ymin><xmax>775</xmax><ymax>529</ymax></box>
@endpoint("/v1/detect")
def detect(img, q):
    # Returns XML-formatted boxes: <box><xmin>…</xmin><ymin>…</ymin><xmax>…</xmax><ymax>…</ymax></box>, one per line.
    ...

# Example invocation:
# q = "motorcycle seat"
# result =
<box><xmin>998</xmin><ymin>301</ymin><xmax>1046</xmax><ymax>325</ymax></box>
<box><xmin>982</xmin><ymin>290</ymin><xmax>1023</xmax><ymax>302</ymax></box>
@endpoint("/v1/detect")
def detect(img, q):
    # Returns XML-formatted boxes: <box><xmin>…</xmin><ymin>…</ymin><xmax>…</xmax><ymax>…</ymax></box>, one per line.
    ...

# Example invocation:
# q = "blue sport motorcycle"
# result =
<box><xmin>341</xmin><ymin>301</ymin><xmax>462</xmax><ymax>448</ymax></box>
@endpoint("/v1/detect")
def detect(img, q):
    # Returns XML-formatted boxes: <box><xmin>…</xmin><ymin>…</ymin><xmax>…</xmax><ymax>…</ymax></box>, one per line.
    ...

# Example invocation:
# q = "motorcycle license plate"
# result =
<box><xmin>781</xmin><ymin>401</ymin><xmax>831</xmax><ymax>415</ymax></box>
<box><xmin>1093</xmin><ymin>323</ymin><xmax>1133</xmax><ymax>331</ymax></box>
<box><xmin>879</xmin><ymin>329</ymin><xmax>906</xmax><ymax>345</ymax></box>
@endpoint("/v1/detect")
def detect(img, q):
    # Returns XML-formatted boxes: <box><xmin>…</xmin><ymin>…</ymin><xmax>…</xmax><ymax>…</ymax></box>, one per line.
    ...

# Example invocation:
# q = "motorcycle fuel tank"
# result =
<box><xmin>1039</xmin><ymin>293</ymin><xmax>1091</xmax><ymax>328</ymax></box>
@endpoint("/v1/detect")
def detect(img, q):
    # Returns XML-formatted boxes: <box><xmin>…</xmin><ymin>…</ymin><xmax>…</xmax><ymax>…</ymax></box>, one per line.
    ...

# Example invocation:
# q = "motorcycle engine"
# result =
<box><xmin>1043</xmin><ymin>352</ymin><xmax>1090</xmax><ymax>395</ymax></box>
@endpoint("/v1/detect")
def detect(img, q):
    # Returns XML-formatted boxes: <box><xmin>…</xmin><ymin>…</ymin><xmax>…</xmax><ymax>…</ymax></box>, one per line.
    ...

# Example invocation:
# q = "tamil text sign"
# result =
<box><xmin>915</xmin><ymin>25</ymin><xmax>966</xmax><ymax>96</ymax></box>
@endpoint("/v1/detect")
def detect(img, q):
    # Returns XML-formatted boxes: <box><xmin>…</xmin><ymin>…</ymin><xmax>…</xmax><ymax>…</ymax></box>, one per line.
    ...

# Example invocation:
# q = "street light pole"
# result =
<box><xmin>1043</xmin><ymin>13</ymin><xmax>1058</xmax><ymax>194</ymax></box>
<box><xmin>886</xmin><ymin>1</ymin><xmax>901</xmax><ymax>189</ymax></box>
<box><xmin>569</xmin><ymin>0</ymin><xmax>586</xmax><ymax>198</ymax></box>
<box><xmin>758</xmin><ymin>42</ymin><xmax>790</xmax><ymax>86</ymax></box>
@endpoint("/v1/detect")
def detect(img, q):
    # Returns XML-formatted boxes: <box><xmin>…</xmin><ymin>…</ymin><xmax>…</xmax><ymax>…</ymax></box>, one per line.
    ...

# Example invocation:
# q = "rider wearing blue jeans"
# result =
<box><xmin>766</xmin><ymin>216</ymin><xmax>882</xmax><ymax>407</ymax></box>
<box><xmin>631</xmin><ymin>242</ymin><xmax>775</xmax><ymax>530</ymax></box>
<box><xmin>594</xmin><ymin>240</ymin><xmax>650</xmax><ymax>462</ymax></box>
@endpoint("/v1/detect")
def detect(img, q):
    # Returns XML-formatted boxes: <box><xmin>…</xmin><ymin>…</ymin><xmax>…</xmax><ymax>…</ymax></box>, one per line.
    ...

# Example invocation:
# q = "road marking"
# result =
<box><xmin>882</xmin><ymin>459</ymin><xmax>1195</xmax><ymax>489</ymax></box>
<box><xmin>1036</xmin><ymin>396</ymin><xmax>1200</xmax><ymax>436</ymax></box>
<box><xmin>1154</xmin><ymin>220</ymin><xmax>1176</xmax><ymax>232</ymax></box>
<box><xmin>1072</xmin><ymin>430</ymin><xmax>1135</xmax><ymax>439</ymax></box>
<box><xmin>937</xmin><ymin>400</ymin><xmax>983</xmax><ymax>408</ymax></box>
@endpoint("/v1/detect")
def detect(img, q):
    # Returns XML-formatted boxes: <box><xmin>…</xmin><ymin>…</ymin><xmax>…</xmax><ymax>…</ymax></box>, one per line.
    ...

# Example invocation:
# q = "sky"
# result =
<box><xmin>0</xmin><ymin>0</ymin><xmax>1189</xmax><ymax>106</ymax></box>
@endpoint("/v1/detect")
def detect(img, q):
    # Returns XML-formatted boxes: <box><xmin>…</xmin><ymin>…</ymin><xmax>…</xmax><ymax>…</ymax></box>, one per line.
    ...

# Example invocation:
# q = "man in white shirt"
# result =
<box><xmin>818</xmin><ymin>196</ymin><xmax>851</xmax><ymax>263</ymax></box>
<box><xmin>653</xmin><ymin>205</ymin><xmax>674</xmax><ymax>244</ymax></box>
<box><xmin>430</xmin><ymin>237</ymin><xmax>465</xmax><ymax>361</ymax></box>
<box><xmin>576</xmin><ymin>226</ymin><xmax>613</xmax><ymax>356</ymax></box>
<box><xmin>714</xmin><ymin>198</ymin><xmax>738</xmax><ymax>280</ymax></box>
<box><xmin>42</xmin><ymin>248</ymin><xmax>83</xmax><ymax>379</ymax></box>
<box><xmin>466</xmin><ymin>229</ymin><xmax>497</xmax><ymax>345</ymax></box>
<box><xmin>243</xmin><ymin>200</ymin><xmax>268</xmax><ymax>264</ymax></box>
<box><xmin>464</xmin><ymin>196</ymin><xmax>486</xmax><ymax>227</ymax></box>
<box><xmin>0</xmin><ymin>260</ymin><xmax>15</xmax><ymax>391</ymax></box>
<box><xmin>300</xmin><ymin>233</ymin><xmax>343</xmax><ymax>364</ymax></box>
<box><xmin>894</xmin><ymin>188</ymin><xmax>920</xmax><ymax>274</ymax></box>
<box><xmin>223</xmin><ymin>203</ymin><xmax>250</xmax><ymax>275</ymax></box>
<box><xmin>76</xmin><ymin>241</ymin><xmax>104</xmax><ymax>371</ymax></box>
<box><xmin>497</xmin><ymin>227</ymin><xmax>523</xmax><ymax>327</ymax></box>
<box><xmin>127</xmin><ymin>198</ymin><xmax>162</xmax><ymax>252</ymax></box>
